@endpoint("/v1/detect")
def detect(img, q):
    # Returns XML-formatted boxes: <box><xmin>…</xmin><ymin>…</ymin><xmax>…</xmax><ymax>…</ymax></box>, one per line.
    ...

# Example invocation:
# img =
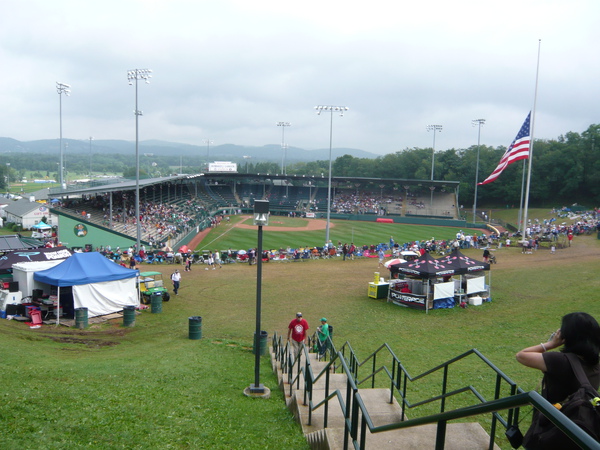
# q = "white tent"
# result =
<box><xmin>33</xmin><ymin>253</ymin><xmax>139</xmax><ymax>320</ymax></box>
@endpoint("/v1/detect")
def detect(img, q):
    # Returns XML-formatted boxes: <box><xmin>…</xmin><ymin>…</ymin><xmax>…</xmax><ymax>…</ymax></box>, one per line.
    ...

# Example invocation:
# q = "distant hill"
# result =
<box><xmin>0</xmin><ymin>137</ymin><xmax>379</xmax><ymax>163</ymax></box>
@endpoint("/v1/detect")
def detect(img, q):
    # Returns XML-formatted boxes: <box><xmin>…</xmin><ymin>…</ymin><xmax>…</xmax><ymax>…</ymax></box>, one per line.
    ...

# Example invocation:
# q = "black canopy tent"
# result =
<box><xmin>436</xmin><ymin>249</ymin><xmax>491</xmax><ymax>301</ymax></box>
<box><xmin>0</xmin><ymin>247</ymin><xmax>73</xmax><ymax>271</ymax></box>
<box><xmin>387</xmin><ymin>250</ymin><xmax>491</xmax><ymax>311</ymax></box>
<box><xmin>388</xmin><ymin>252</ymin><xmax>457</xmax><ymax>279</ymax></box>
<box><xmin>388</xmin><ymin>253</ymin><xmax>458</xmax><ymax>311</ymax></box>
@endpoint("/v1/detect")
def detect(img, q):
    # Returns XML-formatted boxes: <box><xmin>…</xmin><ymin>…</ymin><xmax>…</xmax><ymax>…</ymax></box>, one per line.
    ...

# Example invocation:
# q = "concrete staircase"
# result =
<box><xmin>272</xmin><ymin>351</ymin><xmax>500</xmax><ymax>450</ymax></box>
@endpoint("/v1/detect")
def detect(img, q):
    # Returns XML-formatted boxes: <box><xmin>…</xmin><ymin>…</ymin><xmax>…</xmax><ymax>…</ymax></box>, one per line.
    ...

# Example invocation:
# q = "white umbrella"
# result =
<box><xmin>384</xmin><ymin>258</ymin><xmax>406</xmax><ymax>268</ymax></box>
<box><xmin>237</xmin><ymin>249</ymin><xmax>247</xmax><ymax>255</ymax></box>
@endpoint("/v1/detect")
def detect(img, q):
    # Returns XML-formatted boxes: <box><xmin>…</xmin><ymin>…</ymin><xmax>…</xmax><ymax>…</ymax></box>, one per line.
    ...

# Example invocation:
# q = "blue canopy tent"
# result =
<box><xmin>34</xmin><ymin>252</ymin><xmax>139</xmax><ymax>323</ymax></box>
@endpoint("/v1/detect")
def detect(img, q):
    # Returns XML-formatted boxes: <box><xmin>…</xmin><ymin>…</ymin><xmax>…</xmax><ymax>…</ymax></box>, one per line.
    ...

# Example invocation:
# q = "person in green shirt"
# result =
<box><xmin>317</xmin><ymin>318</ymin><xmax>330</xmax><ymax>359</ymax></box>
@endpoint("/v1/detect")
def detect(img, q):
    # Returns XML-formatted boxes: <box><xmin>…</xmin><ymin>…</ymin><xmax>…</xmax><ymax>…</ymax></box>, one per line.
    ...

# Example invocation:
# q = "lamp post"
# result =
<box><xmin>472</xmin><ymin>119</ymin><xmax>486</xmax><ymax>223</ymax></box>
<box><xmin>89</xmin><ymin>136</ymin><xmax>93</xmax><ymax>180</ymax></box>
<box><xmin>127</xmin><ymin>68</ymin><xmax>152</xmax><ymax>253</ymax></box>
<box><xmin>315</xmin><ymin>105</ymin><xmax>348</xmax><ymax>244</ymax></box>
<box><xmin>426</xmin><ymin>124</ymin><xmax>442</xmax><ymax>180</ymax></box>
<box><xmin>203</xmin><ymin>139</ymin><xmax>214</xmax><ymax>167</ymax></box>
<box><xmin>276</xmin><ymin>122</ymin><xmax>291</xmax><ymax>175</ymax></box>
<box><xmin>56</xmin><ymin>82</ymin><xmax>71</xmax><ymax>189</ymax></box>
<box><xmin>246</xmin><ymin>200</ymin><xmax>270</xmax><ymax>397</ymax></box>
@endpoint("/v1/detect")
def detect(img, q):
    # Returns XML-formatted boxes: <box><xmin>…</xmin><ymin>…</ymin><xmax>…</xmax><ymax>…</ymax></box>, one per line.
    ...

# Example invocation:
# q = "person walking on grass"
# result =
<box><xmin>214</xmin><ymin>250</ymin><xmax>222</xmax><ymax>268</ymax></box>
<box><xmin>171</xmin><ymin>269</ymin><xmax>181</xmax><ymax>295</ymax></box>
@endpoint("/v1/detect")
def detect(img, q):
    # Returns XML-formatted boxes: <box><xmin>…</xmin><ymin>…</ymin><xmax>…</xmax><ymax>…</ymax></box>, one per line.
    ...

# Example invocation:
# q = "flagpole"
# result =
<box><xmin>521</xmin><ymin>39</ymin><xmax>541</xmax><ymax>240</ymax></box>
<box><xmin>517</xmin><ymin>159</ymin><xmax>526</xmax><ymax>234</ymax></box>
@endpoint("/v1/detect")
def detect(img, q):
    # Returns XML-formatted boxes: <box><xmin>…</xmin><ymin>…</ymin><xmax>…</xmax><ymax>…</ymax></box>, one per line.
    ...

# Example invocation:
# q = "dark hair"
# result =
<box><xmin>561</xmin><ymin>312</ymin><xmax>600</xmax><ymax>365</ymax></box>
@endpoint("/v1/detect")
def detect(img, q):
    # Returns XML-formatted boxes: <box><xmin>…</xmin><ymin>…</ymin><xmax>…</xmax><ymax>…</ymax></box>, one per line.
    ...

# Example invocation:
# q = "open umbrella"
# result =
<box><xmin>384</xmin><ymin>258</ymin><xmax>406</xmax><ymax>268</ymax></box>
<box><xmin>237</xmin><ymin>249</ymin><xmax>247</xmax><ymax>255</ymax></box>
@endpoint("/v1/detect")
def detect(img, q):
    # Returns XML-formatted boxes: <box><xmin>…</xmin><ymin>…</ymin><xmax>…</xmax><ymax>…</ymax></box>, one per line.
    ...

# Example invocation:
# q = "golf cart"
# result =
<box><xmin>139</xmin><ymin>271</ymin><xmax>171</xmax><ymax>304</ymax></box>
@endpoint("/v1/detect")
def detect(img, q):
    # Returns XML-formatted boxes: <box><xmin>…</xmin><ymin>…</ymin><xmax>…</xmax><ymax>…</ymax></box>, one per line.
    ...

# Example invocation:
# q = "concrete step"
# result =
<box><xmin>270</xmin><ymin>348</ymin><xmax>499</xmax><ymax>450</ymax></box>
<box><xmin>325</xmin><ymin>422</ymin><xmax>499</xmax><ymax>450</ymax></box>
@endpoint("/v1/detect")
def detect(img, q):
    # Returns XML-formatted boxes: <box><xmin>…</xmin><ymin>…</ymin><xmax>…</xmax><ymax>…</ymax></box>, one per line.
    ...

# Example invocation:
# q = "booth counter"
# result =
<box><xmin>368</xmin><ymin>282</ymin><xmax>389</xmax><ymax>299</ymax></box>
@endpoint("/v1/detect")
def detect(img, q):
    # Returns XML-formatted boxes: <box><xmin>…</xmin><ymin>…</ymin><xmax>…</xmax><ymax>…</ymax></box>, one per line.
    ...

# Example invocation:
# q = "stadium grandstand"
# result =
<box><xmin>46</xmin><ymin>172</ymin><xmax>463</xmax><ymax>251</ymax></box>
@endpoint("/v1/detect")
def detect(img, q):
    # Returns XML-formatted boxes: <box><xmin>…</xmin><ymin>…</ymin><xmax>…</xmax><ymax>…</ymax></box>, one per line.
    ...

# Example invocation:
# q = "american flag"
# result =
<box><xmin>479</xmin><ymin>112</ymin><xmax>531</xmax><ymax>185</ymax></box>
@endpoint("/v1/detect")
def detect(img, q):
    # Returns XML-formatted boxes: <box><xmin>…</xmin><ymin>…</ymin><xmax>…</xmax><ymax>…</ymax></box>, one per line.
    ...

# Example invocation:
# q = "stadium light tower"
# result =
<box><xmin>315</xmin><ymin>105</ymin><xmax>348</xmax><ymax>244</ymax></box>
<box><xmin>276</xmin><ymin>122</ymin><xmax>291</xmax><ymax>175</ymax></box>
<box><xmin>426</xmin><ymin>124</ymin><xmax>442</xmax><ymax>180</ymax></box>
<box><xmin>203</xmin><ymin>139</ymin><xmax>214</xmax><ymax>165</ymax></box>
<box><xmin>56</xmin><ymin>82</ymin><xmax>71</xmax><ymax>189</ymax></box>
<box><xmin>127</xmin><ymin>68</ymin><xmax>152</xmax><ymax>253</ymax></box>
<box><xmin>472</xmin><ymin>119</ymin><xmax>486</xmax><ymax>223</ymax></box>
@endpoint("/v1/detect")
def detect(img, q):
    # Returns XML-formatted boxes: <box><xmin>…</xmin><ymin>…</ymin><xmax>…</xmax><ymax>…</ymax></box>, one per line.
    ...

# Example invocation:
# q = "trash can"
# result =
<box><xmin>151</xmin><ymin>292</ymin><xmax>162</xmax><ymax>314</ymax></box>
<box><xmin>123</xmin><ymin>306</ymin><xmax>136</xmax><ymax>327</ymax></box>
<box><xmin>75</xmin><ymin>307</ymin><xmax>88</xmax><ymax>329</ymax></box>
<box><xmin>189</xmin><ymin>316</ymin><xmax>202</xmax><ymax>340</ymax></box>
<box><xmin>252</xmin><ymin>330</ymin><xmax>268</xmax><ymax>355</ymax></box>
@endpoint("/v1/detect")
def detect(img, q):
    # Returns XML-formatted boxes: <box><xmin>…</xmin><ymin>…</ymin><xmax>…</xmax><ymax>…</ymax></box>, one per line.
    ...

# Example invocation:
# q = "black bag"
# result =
<box><xmin>522</xmin><ymin>353</ymin><xmax>600</xmax><ymax>449</ymax></box>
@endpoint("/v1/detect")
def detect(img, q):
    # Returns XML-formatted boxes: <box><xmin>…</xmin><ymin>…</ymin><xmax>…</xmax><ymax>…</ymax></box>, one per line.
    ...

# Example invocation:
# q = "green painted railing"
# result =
<box><xmin>272</xmin><ymin>332</ymin><xmax>600</xmax><ymax>450</ymax></box>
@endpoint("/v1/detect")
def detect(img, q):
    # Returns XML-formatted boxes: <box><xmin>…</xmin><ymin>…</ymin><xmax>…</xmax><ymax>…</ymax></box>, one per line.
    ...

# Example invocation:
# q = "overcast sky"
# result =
<box><xmin>1</xmin><ymin>0</ymin><xmax>598</xmax><ymax>156</ymax></box>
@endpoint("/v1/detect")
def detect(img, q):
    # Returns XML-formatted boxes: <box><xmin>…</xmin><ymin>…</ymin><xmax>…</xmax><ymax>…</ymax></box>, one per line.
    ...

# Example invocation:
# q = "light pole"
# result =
<box><xmin>56</xmin><ymin>82</ymin><xmax>70</xmax><ymax>189</ymax></box>
<box><xmin>127</xmin><ymin>68</ymin><xmax>152</xmax><ymax>253</ymax></box>
<box><xmin>89</xmin><ymin>136</ymin><xmax>93</xmax><ymax>180</ymax></box>
<box><xmin>243</xmin><ymin>155</ymin><xmax>251</xmax><ymax>174</ymax></box>
<box><xmin>315</xmin><ymin>105</ymin><xmax>348</xmax><ymax>244</ymax></box>
<box><xmin>472</xmin><ymin>119</ymin><xmax>486</xmax><ymax>223</ymax></box>
<box><xmin>246</xmin><ymin>200</ymin><xmax>270</xmax><ymax>397</ymax></box>
<box><xmin>276</xmin><ymin>122</ymin><xmax>291</xmax><ymax>175</ymax></box>
<box><xmin>426</xmin><ymin>124</ymin><xmax>442</xmax><ymax>180</ymax></box>
<box><xmin>203</xmin><ymin>139</ymin><xmax>214</xmax><ymax>167</ymax></box>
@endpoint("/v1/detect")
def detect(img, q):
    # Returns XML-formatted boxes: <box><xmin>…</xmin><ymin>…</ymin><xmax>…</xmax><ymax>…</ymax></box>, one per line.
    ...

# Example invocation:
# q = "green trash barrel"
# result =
<box><xmin>123</xmin><ymin>306</ymin><xmax>136</xmax><ymax>327</ymax></box>
<box><xmin>253</xmin><ymin>330</ymin><xmax>268</xmax><ymax>355</ymax></box>
<box><xmin>75</xmin><ymin>307</ymin><xmax>88</xmax><ymax>329</ymax></box>
<box><xmin>189</xmin><ymin>316</ymin><xmax>202</xmax><ymax>340</ymax></box>
<box><xmin>151</xmin><ymin>292</ymin><xmax>162</xmax><ymax>314</ymax></box>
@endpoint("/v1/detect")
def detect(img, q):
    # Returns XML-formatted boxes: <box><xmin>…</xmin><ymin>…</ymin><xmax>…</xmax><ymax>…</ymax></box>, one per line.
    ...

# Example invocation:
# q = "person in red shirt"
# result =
<box><xmin>287</xmin><ymin>312</ymin><xmax>309</xmax><ymax>358</ymax></box>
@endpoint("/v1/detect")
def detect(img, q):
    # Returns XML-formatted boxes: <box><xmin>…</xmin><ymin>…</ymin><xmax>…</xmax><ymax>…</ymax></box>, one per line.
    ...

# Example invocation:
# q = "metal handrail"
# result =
<box><xmin>272</xmin><ymin>332</ymin><xmax>599</xmax><ymax>449</ymax></box>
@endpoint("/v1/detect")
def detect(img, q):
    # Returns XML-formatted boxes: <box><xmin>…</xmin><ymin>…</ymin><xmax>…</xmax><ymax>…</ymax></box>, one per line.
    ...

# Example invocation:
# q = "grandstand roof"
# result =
<box><xmin>47</xmin><ymin>173</ymin><xmax>459</xmax><ymax>198</ymax></box>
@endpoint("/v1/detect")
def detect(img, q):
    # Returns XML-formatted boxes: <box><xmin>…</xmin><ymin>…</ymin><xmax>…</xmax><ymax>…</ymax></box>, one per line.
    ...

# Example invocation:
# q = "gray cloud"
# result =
<box><xmin>1</xmin><ymin>0</ymin><xmax>598</xmax><ymax>156</ymax></box>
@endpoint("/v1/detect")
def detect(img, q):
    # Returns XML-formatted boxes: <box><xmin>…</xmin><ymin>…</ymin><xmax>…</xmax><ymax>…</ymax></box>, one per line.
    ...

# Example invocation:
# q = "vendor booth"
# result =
<box><xmin>437</xmin><ymin>249</ymin><xmax>491</xmax><ymax>304</ymax></box>
<box><xmin>31</xmin><ymin>221</ymin><xmax>52</xmax><ymax>239</ymax></box>
<box><xmin>33</xmin><ymin>252</ymin><xmax>139</xmax><ymax>322</ymax></box>
<box><xmin>387</xmin><ymin>252</ymin><xmax>458</xmax><ymax>311</ymax></box>
<box><xmin>387</xmin><ymin>250</ymin><xmax>491</xmax><ymax>312</ymax></box>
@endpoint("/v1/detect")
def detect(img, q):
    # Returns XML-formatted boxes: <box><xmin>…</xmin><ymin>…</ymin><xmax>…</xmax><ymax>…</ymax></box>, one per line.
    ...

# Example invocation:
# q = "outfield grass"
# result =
<box><xmin>0</xmin><ymin>214</ymin><xmax>598</xmax><ymax>449</ymax></box>
<box><xmin>196</xmin><ymin>215</ymin><xmax>483</xmax><ymax>254</ymax></box>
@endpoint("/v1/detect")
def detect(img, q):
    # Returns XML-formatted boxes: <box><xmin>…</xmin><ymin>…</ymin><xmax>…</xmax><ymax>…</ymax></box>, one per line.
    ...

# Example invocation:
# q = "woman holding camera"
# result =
<box><xmin>515</xmin><ymin>312</ymin><xmax>600</xmax><ymax>448</ymax></box>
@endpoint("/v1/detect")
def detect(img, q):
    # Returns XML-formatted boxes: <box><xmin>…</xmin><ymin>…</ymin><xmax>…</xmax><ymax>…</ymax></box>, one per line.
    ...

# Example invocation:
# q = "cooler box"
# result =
<box><xmin>468</xmin><ymin>296</ymin><xmax>483</xmax><ymax>306</ymax></box>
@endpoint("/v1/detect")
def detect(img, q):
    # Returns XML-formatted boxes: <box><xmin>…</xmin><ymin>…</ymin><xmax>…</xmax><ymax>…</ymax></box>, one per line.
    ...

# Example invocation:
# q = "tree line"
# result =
<box><xmin>2</xmin><ymin>123</ymin><xmax>598</xmax><ymax>207</ymax></box>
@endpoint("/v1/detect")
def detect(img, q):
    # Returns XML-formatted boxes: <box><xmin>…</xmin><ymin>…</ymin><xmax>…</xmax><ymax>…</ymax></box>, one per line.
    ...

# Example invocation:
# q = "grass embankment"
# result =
<box><xmin>0</xmin><ymin>211</ymin><xmax>597</xmax><ymax>449</ymax></box>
